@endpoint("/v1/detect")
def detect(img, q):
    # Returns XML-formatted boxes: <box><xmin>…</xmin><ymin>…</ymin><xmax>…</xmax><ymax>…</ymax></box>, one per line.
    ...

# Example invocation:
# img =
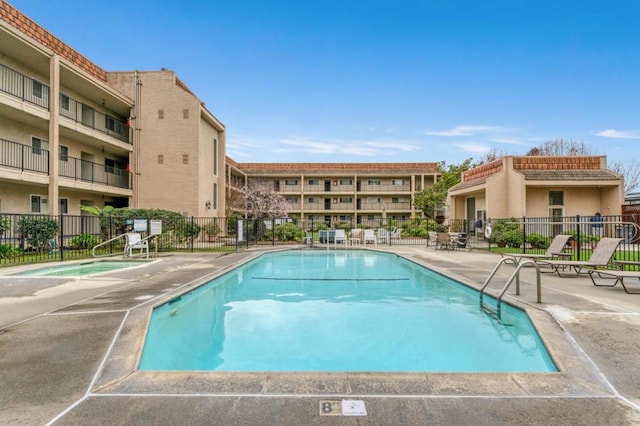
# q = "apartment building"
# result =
<box><xmin>106</xmin><ymin>70</ymin><xmax>226</xmax><ymax>217</ymax></box>
<box><xmin>234</xmin><ymin>162</ymin><xmax>440</xmax><ymax>224</ymax></box>
<box><xmin>0</xmin><ymin>1</ymin><xmax>133</xmax><ymax>215</ymax></box>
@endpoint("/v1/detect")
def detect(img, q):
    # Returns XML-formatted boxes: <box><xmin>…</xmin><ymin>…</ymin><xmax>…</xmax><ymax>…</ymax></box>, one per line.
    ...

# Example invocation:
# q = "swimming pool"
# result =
<box><xmin>139</xmin><ymin>250</ymin><xmax>556</xmax><ymax>373</ymax></box>
<box><xmin>13</xmin><ymin>260</ymin><xmax>151</xmax><ymax>277</ymax></box>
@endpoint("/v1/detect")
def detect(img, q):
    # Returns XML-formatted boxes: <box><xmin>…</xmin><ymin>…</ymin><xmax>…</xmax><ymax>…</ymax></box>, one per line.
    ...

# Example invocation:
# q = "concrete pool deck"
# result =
<box><xmin>0</xmin><ymin>246</ymin><xmax>639</xmax><ymax>425</ymax></box>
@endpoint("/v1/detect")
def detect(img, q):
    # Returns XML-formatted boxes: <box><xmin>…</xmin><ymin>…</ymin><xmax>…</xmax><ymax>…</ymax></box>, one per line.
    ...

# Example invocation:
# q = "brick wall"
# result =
<box><xmin>0</xmin><ymin>1</ymin><xmax>107</xmax><ymax>81</ymax></box>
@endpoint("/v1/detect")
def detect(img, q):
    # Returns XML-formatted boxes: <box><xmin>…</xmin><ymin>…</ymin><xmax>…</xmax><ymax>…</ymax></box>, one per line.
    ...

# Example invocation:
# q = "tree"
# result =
<box><xmin>413</xmin><ymin>158</ymin><xmax>474</xmax><ymax>217</ymax></box>
<box><xmin>526</xmin><ymin>138</ymin><xmax>593</xmax><ymax>156</ymax></box>
<box><xmin>242</xmin><ymin>183</ymin><xmax>289</xmax><ymax>218</ymax></box>
<box><xmin>610</xmin><ymin>159</ymin><xmax>640</xmax><ymax>196</ymax></box>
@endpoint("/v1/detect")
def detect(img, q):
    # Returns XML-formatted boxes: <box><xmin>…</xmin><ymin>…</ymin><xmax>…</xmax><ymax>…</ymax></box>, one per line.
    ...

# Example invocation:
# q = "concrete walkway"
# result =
<box><xmin>0</xmin><ymin>247</ymin><xmax>639</xmax><ymax>425</ymax></box>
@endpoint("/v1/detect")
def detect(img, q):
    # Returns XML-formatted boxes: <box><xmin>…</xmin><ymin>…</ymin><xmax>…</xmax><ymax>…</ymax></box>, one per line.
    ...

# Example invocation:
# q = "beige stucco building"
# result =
<box><xmin>107</xmin><ymin>70</ymin><xmax>226</xmax><ymax>217</ymax></box>
<box><xmin>0</xmin><ymin>1</ymin><xmax>133</xmax><ymax>215</ymax></box>
<box><xmin>448</xmin><ymin>156</ymin><xmax>624</xmax><ymax>230</ymax></box>
<box><xmin>233</xmin><ymin>162</ymin><xmax>440</xmax><ymax>224</ymax></box>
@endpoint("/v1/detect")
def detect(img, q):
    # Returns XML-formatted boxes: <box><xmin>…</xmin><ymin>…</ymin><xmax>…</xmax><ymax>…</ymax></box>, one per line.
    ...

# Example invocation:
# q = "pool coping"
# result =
<box><xmin>91</xmin><ymin>249</ymin><xmax>616</xmax><ymax>399</ymax></box>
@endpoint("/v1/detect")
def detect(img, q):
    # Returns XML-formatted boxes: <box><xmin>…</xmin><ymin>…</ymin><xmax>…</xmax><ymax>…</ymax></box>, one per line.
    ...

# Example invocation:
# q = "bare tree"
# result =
<box><xmin>526</xmin><ymin>138</ymin><xmax>594</xmax><ymax>156</ymax></box>
<box><xmin>610</xmin><ymin>159</ymin><xmax>640</xmax><ymax>196</ymax></box>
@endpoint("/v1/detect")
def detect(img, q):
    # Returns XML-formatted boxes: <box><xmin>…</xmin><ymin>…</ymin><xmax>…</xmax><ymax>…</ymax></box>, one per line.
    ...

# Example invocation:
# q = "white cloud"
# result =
<box><xmin>276</xmin><ymin>137</ymin><xmax>421</xmax><ymax>157</ymax></box>
<box><xmin>455</xmin><ymin>143</ymin><xmax>492</xmax><ymax>154</ymax></box>
<box><xmin>424</xmin><ymin>125</ymin><xmax>504</xmax><ymax>137</ymax></box>
<box><xmin>490</xmin><ymin>138</ymin><xmax>530</xmax><ymax>146</ymax></box>
<box><xmin>596</xmin><ymin>129</ymin><xmax>640</xmax><ymax>139</ymax></box>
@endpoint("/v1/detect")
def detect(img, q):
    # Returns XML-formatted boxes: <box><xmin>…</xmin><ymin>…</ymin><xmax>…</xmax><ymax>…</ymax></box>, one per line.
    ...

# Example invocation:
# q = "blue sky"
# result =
<box><xmin>10</xmin><ymin>0</ymin><xmax>640</xmax><ymax>166</ymax></box>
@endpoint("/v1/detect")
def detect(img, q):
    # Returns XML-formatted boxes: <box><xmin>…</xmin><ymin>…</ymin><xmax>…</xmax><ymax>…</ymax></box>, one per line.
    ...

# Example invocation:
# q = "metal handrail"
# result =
<box><xmin>480</xmin><ymin>258</ymin><xmax>542</xmax><ymax>320</ymax></box>
<box><xmin>91</xmin><ymin>233</ymin><xmax>127</xmax><ymax>258</ymax></box>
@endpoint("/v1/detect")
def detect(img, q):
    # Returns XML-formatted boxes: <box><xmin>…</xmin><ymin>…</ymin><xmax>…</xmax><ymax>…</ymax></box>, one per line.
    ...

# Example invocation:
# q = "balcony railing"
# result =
<box><xmin>0</xmin><ymin>63</ymin><xmax>50</xmax><ymax>109</ymax></box>
<box><xmin>360</xmin><ymin>184</ymin><xmax>411</xmax><ymax>192</ymax></box>
<box><xmin>0</xmin><ymin>138</ymin><xmax>49</xmax><ymax>173</ymax></box>
<box><xmin>59</xmin><ymin>155</ymin><xmax>130</xmax><ymax>189</ymax></box>
<box><xmin>0</xmin><ymin>138</ymin><xmax>130</xmax><ymax>189</ymax></box>
<box><xmin>1</xmin><ymin>63</ymin><xmax>130</xmax><ymax>144</ymax></box>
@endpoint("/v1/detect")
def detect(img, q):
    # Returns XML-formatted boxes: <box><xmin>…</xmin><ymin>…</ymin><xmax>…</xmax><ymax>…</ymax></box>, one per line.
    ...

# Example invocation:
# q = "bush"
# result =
<box><xmin>17</xmin><ymin>216</ymin><xmax>59</xmax><ymax>253</ymax></box>
<box><xmin>70</xmin><ymin>234</ymin><xmax>100</xmax><ymax>250</ymax></box>
<box><xmin>526</xmin><ymin>233</ymin><xmax>549</xmax><ymax>249</ymax></box>
<box><xmin>490</xmin><ymin>218</ymin><xmax>523</xmax><ymax>248</ymax></box>
<box><xmin>272</xmin><ymin>223</ymin><xmax>304</xmax><ymax>241</ymax></box>
<box><xmin>0</xmin><ymin>243</ymin><xmax>19</xmax><ymax>259</ymax></box>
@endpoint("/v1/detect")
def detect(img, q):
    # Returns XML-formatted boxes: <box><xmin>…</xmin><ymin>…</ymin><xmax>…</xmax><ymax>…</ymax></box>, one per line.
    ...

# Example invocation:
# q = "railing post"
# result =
<box><xmin>190</xmin><ymin>216</ymin><xmax>195</xmax><ymax>253</ymax></box>
<box><xmin>522</xmin><ymin>216</ymin><xmax>527</xmax><ymax>254</ymax></box>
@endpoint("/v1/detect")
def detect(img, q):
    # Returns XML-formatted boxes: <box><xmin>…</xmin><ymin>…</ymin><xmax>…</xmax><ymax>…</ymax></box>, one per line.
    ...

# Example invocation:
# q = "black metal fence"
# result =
<box><xmin>2</xmin><ymin>213</ymin><xmax>639</xmax><ymax>269</ymax></box>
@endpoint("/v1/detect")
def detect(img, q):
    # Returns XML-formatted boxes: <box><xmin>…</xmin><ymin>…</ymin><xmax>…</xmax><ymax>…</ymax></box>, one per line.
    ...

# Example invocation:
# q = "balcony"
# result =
<box><xmin>1</xmin><ymin>63</ymin><xmax>130</xmax><ymax>144</ymax></box>
<box><xmin>360</xmin><ymin>184</ymin><xmax>411</xmax><ymax>192</ymax></box>
<box><xmin>0</xmin><ymin>138</ymin><xmax>130</xmax><ymax>189</ymax></box>
<box><xmin>59</xmin><ymin>155</ymin><xmax>130</xmax><ymax>189</ymax></box>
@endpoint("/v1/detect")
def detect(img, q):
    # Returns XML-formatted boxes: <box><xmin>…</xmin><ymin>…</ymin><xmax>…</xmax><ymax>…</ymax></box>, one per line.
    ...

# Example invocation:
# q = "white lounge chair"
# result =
<box><xmin>538</xmin><ymin>237</ymin><xmax>622</xmax><ymax>276</ymax></box>
<box><xmin>334</xmin><ymin>229</ymin><xmax>347</xmax><ymax>246</ymax></box>
<box><xmin>502</xmin><ymin>234</ymin><xmax>572</xmax><ymax>265</ymax></box>
<box><xmin>363</xmin><ymin>229</ymin><xmax>376</xmax><ymax>246</ymax></box>
<box><xmin>376</xmin><ymin>228</ymin><xmax>388</xmax><ymax>244</ymax></box>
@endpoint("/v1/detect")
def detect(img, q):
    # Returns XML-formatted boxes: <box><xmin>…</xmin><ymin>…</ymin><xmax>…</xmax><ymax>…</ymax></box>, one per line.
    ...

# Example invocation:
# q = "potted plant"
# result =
<box><xmin>203</xmin><ymin>221</ymin><xmax>221</xmax><ymax>242</ymax></box>
<box><xmin>526</xmin><ymin>233</ymin><xmax>549</xmax><ymax>250</ymax></box>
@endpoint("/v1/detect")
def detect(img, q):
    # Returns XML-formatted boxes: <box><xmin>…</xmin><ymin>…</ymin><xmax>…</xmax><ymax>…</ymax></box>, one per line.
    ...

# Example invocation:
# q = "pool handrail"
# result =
<box><xmin>480</xmin><ymin>258</ymin><xmax>542</xmax><ymax>320</ymax></box>
<box><xmin>91</xmin><ymin>233</ymin><xmax>155</xmax><ymax>259</ymax></box>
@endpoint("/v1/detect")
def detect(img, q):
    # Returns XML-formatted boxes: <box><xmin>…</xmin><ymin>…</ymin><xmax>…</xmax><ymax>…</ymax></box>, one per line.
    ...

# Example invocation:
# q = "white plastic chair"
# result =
<box><xmin>363</xmin><ymin>229</ymin><xmax>377</xmax><ymax>246</ymax></box>
<box><xmin>334</xmin><ymin>229</ymin><xmax>347</xmax><ymax>246</ymax></box>
<box><xmin>125</xmin><ymin>232</ymin><xmax>149</xmax><ymax>258</ymax></box>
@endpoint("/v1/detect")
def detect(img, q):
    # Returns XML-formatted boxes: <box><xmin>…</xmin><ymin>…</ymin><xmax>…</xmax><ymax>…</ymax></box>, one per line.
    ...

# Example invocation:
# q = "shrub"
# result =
<box><xmin>16</xmin><ymin>216</ymin><xmax>59</xmax><ymax>253</ymax></box>
<box><xmin>272</xmin><ymin>223</ymin><xmax>304</xmax><ymax>241</ymax></box>
<box><xmin>0</xmin><ymin>243</ymin><xmax>19</xmax><ymax>259</ymax></box>
<box><xmin>70</xmin><ymin>234</ymin><xmax>100</xmax><ymax>250</ymax></box>
<box><xmin>490</xmin><ymin>218</ymin><xmax>523</xmax><ymax>248</ymax></box>
<box><xmin>526</xmin><ymin>233</ymin><xmax>549</xmax><ymax>249</ymax></box>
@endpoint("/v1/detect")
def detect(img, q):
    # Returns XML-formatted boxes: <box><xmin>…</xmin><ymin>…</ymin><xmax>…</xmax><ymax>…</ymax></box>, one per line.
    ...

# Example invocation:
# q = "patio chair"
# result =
<box><xmin>502</xmin><ymin>234</ymin><xmax>572</xmax><ymax>265</ymax></box>
<box><xmin>455</xmin><ymin>232</ymin><xmax>469</xmax><ymax>249</ymax></box>
<box><xmin>587</xmin><ymin>268</ymin><xmax>640</xmax><ymax>294</ymax></box>
<box><xmin>537</xmin><ymin>237</ymin><xmax>623</xmax><ymax>277</ymax></box>
<box><xmin>376</xmin><ymin>228</ymin><xmax>388</xmax><ymax>244</ymax></box>
<box><xmin>428</xmin><ymin>231</ymin><xmax>438</xmax><ymax>247</ymax></box>
<box><xmin>363</xmin><ymin>229</ymin><xmax>376</xmax><ymax>246</ymax></box>
<box><xmin>435</xmin><ymin>232</ymin><xmax>453</xmax><ymax>250</ymax></box>
<box><xmin>124</xmin><ymin>232</ymin><xmax>149</xmax><ymax>258</ymax></box>
<box><xmin>334</xmin><ymin>229</ymin><xmax>347</xmax><ymax>246</ymax></box>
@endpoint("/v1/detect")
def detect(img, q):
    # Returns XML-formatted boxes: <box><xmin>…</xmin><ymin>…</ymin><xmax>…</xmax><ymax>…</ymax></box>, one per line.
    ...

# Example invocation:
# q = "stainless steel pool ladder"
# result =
<box><xmin>479</xmin><ymin>258</ymin><xmax>542</xmax><ymax>320</ymax></box>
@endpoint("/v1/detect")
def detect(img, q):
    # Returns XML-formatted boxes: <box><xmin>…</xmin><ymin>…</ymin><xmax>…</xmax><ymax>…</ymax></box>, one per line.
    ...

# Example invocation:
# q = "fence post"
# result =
<box><xmin>575</xmin><ymin>215</ymin><xmax>581</xmax><ymax>260</ymax></box>
<box><xmin>59</xmin><ymin>214</ymin><xmax>64</xmax><ymax>261</ymax></box>
<box><xmin>190</xmin><ymin>216</ymin><xmax>195</xmax><ymax>253</ymax></box>
<box><xmin>522</xmin><ymin>216</ymin><xmax>526</xmax><ymax>254</ymax></box>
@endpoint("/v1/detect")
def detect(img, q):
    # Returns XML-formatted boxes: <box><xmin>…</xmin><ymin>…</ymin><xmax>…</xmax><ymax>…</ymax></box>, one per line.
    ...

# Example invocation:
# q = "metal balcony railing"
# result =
<box><xmin>0</xmin><ymin>138</ymin><xmax>49</xmax><ymax>173</ymax></box>
<box><xmin>1</xmin><ymin>63</ymin><xmax>130</xmax><ymax>144</ymax></box>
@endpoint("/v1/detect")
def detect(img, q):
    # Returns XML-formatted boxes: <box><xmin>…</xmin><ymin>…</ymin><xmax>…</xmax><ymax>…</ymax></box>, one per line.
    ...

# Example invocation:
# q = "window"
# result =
<box><xmin>158</xmin><ymin>154</ymin><xmax>164</xmax><ymax>164</ymax></box>
<box><xmin>32</xmin><ymin>80</ymin><xmax>43</xmax><ymax>98</ymax></box>
<box><xmin>183</xmin><ymin>109</ymin><xmax>189</xmax><ymax>119</ymax></box>
<box><xmin>30</xmin><ymin>195</ymin><xmax>48</xmax><ymax>213</ymax></box>
<box><xmin>183</xmin><ymin>154</ymin><xmax>189</xmax><ymax>164</ymax></box>
<box><xmin>285</xmin><ymin>179</ymin><xmax>298</xmax><ymax>186</ymax></box>
<box><xmin>339</xmin><ymin>179</ymin><xmax>352</xmax><ymax>185</ymax></box>
<box><xmin>285</xmin><ymin>197</ymin><xmax>298</xmax><ymax>203</ymax></box>
<box><xmin>308</xmin><ymin>179</ymin><xmax>320</xmax><ymax>185</ymax></box>
<box><xmin>105</xmin><ymin>116</ymin><xmax>116</xmax><ymax>132</ymax></box>
<box><xmin>392</xmin><ymin>197</ymin><xmax>399</xmax><ymax>203</ymax></box>
<box><xmin>60</xmin><ymin>94</ymin><xmax>70</xmax><ymax>111</ymax></box>
<box><xmin>392</xmin><ymin>179</ymin><xmax>405</xmax><ymax>185</ymax></box>
<box><xmin>158</xmin><ymin>109</ymin><xmax>164</xmax><ymax>119</ymax></box>
<box><xmin>59</xmin><ymin>198</ymin><xmax>69</xmax><ymax>214</ymax></box>
<box><xmin>308</xmin><ymin>197</ymin><xmax>317</xmax><ymax>203</ymax></box>
<box><xmin>31</xmin><ymin>137</ymin><xmax>49</xmax><ymax>155</ymax></box>
<box><xmin>105</xmin><ymin>158</ymin><xmax>125</xmax><ymax>174</ymax></box>
<box><xmin>213</xmin><ymin>138</ymin><xmax>218</xmax><ymax>175</ymax></box>
<box><xmin>368</xmin><ymin>179</ymin><xmax>381</xmax><ymax>185</ymax></box>
<box><xmin>213</xmin><ymin>183</ymin><xmax>218</xmax><ymax>209</ymax></box>
<box><xmin>59</xmin><ymin>145</ymin><xmax>69</xmax><ymax>162</ymax></box>
<box><xmin>549</xmin><ymin>191</ymin><xmax>564</xmax><ymax>206</ymax></box>
<box><xmin>339</xmin><ymin>197</ymin><xmax>352</xmax><ymax>203</ymax></box>
<box><xmin>367</xmin><ymin>197</ymin><xmax>381</xmax><ymax>203</ymax></box>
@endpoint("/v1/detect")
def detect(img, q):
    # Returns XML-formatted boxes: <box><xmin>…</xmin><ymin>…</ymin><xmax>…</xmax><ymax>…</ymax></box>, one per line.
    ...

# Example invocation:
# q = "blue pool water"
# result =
<box><xmin>139</xmin><ymin>250</ymin><xmax>556</xmax><ymax>372</ymax></box>
<box><xmin>15</xmin><ymin>260</ymin><xmax>149</xmax><ymax>277</ymax></box>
